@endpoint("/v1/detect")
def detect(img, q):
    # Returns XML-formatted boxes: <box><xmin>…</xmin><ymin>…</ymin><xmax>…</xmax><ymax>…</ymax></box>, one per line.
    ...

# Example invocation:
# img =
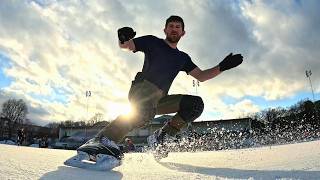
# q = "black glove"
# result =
<box><xmin>219</xmin><ymin>53</ymin><xmax>243</xmax><ymax>71</ymax></box>
<box><xmin>118</xmin><ymin>27</ymin><xmax>136</xmax><ymax>44</ymax></box>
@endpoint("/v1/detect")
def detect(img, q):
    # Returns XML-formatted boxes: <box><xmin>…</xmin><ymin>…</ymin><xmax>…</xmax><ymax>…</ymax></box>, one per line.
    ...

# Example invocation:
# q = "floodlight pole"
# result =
<box><xmin>193</xmin><ymin>79</ymin><xmax>200</xmax><ymax>95</ymax></box>
<box><xmin>305</xmin><ymin>70</ymin><xmax>315</xmax><ymax>101</ymax></box>
<box><xmin>85</xmin><ymin>90</ymin><xmax>91</xmax><ymax>140</ymax></box>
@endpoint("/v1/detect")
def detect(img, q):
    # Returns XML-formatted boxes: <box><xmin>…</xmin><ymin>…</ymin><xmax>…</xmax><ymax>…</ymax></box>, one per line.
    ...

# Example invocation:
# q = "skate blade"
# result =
<box><xmin>64</xmin><ymin>153</ymin><xmax>121</xmax><ymax>171</ymax></box>
<box><xmin>153</xmin><ymin>151</ymin><xmax>169</xmax><ymax>161</ymax></box>
<box><xmin>152</xmin><ymin>146</ymin><xmax>169</xmax><ymax>161</ymax></box>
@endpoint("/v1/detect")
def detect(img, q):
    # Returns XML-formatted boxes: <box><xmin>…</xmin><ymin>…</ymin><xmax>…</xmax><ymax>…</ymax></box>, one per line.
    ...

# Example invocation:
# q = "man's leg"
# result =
<box><xmin>96</xmin><ymin>80</ymin><xmax>164</xmax><ymax>143</ymax></box>
<box><xmin>156</xmin><ymin>94</ymin><xmax>204</xmax><ymax>137</ymax></box>
<box><xmin>95</xmin><ymin>115</ymin><xmax>138</xmax><ymax>143</ymax></box>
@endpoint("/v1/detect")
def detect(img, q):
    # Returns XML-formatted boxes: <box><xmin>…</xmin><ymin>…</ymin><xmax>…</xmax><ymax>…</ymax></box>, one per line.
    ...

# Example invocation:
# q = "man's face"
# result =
<box><xmin>164</xmin><ymin>21</ymin><xmax>185</xmax><ymax>43</ymax></box>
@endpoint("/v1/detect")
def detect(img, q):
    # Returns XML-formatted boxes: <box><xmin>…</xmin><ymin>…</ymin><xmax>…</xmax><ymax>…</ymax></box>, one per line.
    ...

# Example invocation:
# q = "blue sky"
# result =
<box><xmin>222</xmin><ymin>92</ymin><xmax>319</xmax><ymax>110</ymax></box>
<box><xmin>0</xmin><ymin>0</ymin><xmax>319</xmax><ymax>125</ymax></box>
<box><xmin>0</xmin><ymin>53</ymin><xmax>13</xmax><ymax>88</ymax></box>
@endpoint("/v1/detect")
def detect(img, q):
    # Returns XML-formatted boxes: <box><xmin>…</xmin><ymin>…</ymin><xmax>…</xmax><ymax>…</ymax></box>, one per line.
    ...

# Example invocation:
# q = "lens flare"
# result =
<box><xmin>107</xmin><ymin>102</ymin><xmax>135</xmax><ymax>120</ymax></box>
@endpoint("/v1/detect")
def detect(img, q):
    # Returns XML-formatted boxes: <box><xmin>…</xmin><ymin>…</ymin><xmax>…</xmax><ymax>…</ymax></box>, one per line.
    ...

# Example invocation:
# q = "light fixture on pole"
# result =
<box><xmin>305</xmin><ymin>70</ymin><xmax>315</xmax><ymax>101</ymax></box>
<box><xmin>85</xmin><ymin>90</ymin><xmax>92</xmax><ymax>140</ymax></box>
<box><xmin>193</xmin><ymin>79</ymin><xmax>200</xmax><ymax>95</ymax></box>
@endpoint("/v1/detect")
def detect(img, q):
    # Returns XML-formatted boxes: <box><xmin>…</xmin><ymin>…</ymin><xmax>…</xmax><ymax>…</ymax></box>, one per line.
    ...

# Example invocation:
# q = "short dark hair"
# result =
<box><xmin>165</xmin><ymin>15</ymin><xmax>184</xmax><ymax>30</ymax></box>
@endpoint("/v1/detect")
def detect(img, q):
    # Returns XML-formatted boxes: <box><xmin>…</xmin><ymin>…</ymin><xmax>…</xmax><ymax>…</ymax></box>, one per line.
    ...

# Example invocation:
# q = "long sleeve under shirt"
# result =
<box><xmin>133</xmin><ymin>35</ymin><xmax>197</xmax><ymax>93</ymax></box>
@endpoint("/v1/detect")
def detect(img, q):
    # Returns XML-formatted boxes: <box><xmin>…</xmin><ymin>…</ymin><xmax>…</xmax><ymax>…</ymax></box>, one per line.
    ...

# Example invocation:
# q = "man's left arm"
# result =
<box><xmin>189</xmin><ymin>53</ymin><xmax>243</xmax><ymax>82</ymax></box>
<box><xmin>189</xmin><ymin>66</ymin><xmax>221</xmax><ymax>82</ymax></box>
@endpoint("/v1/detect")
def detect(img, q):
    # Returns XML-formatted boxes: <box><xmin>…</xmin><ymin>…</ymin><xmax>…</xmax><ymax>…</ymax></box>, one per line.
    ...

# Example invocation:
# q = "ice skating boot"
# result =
<box><xmin>64</xmin><ymin>136</ymin><xmax>123</xmax><ymax>171</ymax></box>
<box><xmin>147</xmin><ymin>129</ymin><xmax>169</xmax><ymax>160</ymax></box>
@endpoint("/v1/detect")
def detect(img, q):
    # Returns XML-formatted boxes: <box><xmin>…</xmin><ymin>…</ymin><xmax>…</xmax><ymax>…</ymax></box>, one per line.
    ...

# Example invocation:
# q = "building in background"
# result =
<box><xmin>56</xmin><ymin>115</ymin><xmax>255</xmax><ymax>150</ymax></box>
<box><xmin>0</xmin><ymin>116</ymin><xmax>57</xmax><ymax>146</ymax></box>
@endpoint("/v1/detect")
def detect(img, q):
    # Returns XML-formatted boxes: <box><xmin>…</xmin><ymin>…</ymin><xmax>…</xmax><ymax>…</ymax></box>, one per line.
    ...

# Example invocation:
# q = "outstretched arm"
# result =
<box><xmin>118</xmin><ymin>27</ymin><xmax>136</xmax><ymax>51</ymax></box>
<box><xmin>189</xmin><ymin>53</ymin><xmax>243</xmax><ymax>82</ymax></box>
<box><xmin>189</xmin><ymin>66</ymin><xmax>221</xmax><ymax>82</ymax></box>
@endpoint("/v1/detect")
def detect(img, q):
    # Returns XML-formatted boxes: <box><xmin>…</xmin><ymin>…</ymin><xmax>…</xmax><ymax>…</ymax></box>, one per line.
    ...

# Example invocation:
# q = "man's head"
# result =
<box><xmin>164</xmin><ymin>15</ymin><xmax>185</xmax><ymax>44</ymax></box>
<box><xmin>165</xmin><ymin>15</ymin><xmax>184</xmax><ymax>31</ymax></box>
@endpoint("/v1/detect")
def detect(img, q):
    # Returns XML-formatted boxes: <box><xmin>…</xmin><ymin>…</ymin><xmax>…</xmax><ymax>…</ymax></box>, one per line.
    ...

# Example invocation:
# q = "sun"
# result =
<box><xmin>106</xmin><ymin>102</ymin><xmax>134</xmax><ymax>119</ymax></box>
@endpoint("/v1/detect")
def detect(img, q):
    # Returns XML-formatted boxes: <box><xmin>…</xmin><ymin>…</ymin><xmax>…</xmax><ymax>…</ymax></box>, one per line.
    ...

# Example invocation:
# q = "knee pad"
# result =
<box><xmin>178</xmin><ymin>95</ymin><xmax>204</xmax><ymax>122</ymax></box>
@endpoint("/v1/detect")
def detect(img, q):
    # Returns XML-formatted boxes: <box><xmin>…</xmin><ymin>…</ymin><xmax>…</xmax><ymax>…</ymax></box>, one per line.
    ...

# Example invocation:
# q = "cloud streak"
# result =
<box><xmin>0</xmin><ymin>0</ymin><xmax>319</xmax><ymax>125</ymax></box>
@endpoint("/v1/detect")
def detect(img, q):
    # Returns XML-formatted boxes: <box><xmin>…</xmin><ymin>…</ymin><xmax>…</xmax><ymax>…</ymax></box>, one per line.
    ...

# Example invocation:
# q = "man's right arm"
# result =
<box><xmin>118</xmin><ymin>27</ymin><xmax>136</xmax><ymax>52</ymax></box>
<box><xmin>119</xmin><ymin>39</ymin><xmax>136</xmax><ymax>52</ymax></box>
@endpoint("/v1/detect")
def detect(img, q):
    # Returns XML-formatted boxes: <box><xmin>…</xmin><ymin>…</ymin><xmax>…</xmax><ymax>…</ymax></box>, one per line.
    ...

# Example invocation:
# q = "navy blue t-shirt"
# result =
<box><xmin>133</xmin><ymin>35</ymin><xmax>197</xmax><ymax>92</ymax></box>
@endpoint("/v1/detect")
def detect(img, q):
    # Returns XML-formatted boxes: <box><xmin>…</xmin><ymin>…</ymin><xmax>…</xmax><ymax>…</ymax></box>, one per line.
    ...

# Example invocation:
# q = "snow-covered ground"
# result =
<box><xmin>1</xmin><ymin>140</ymin><xmax>320</xmax><ymax>180</ymax></box>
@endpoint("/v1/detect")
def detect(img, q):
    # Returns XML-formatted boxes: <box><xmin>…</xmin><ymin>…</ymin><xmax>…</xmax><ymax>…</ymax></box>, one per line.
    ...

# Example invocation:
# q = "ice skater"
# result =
<box><xmin>65</xmin><ymin>15</ymin><xmax>243</xmax><ymax>170</ymax></box>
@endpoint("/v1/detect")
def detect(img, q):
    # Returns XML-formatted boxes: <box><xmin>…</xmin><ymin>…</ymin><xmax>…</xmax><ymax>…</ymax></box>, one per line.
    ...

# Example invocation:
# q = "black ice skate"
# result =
<box><xmin>147</xmin><ymin>129</ymin><xmax>169</xmax><ymax>160</ymax></box>
<box><xmin>64</xmin><ymin>136</ymin><xmax>123</xmax><ymax>171</ymax></box>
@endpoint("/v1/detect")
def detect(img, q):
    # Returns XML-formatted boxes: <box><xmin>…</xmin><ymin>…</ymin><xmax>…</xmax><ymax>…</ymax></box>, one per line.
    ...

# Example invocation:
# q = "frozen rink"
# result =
<box><xmin>1</xmin><ymin>140</ymin><xmax>320</xmax><ymax>180</ymax></box>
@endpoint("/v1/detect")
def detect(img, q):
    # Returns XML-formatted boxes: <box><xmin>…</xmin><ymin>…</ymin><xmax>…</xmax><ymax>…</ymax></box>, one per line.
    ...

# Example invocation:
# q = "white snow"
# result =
<box><xmin>1</xmin><ymin>140</ymin><xmax>320</xmax><ymax>180</ymax></box>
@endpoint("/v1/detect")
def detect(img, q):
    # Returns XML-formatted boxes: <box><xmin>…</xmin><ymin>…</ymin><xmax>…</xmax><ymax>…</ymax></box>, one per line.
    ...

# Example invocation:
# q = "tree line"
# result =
<box><xmin>0</xmin><ymin>98</ymin><xmax>106</xmax><ymax>140</ymax></box>
<box><xmin>251</xmin><ymin>99</ymin><xmax>320</xmax><ymax>133</ymax></box>
<box><xmin>46</xmin><ymin>112</ymin><xmax>106</xmax><ymax>129</ymax></box>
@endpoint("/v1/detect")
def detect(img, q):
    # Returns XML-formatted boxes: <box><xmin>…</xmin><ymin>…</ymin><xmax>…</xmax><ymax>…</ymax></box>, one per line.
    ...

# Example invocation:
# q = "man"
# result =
<box><xmin>17</xmin><ymin>128</ymin><xmax>25</xmax><ymax>146</ymax></box>
<box><xmin>71</xmin><ymin>15</ymin><xmax>243</xmax><ymax>169</ymax></box>
<box><xmin>125</xmin><ymin>138</ymin><xmax>136</xmax><ymax>152</ymax></box>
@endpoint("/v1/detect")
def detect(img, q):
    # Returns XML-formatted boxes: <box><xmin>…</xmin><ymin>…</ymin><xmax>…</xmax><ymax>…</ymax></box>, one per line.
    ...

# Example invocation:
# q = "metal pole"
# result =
<box><xmin>306</xmin><ymin>70</ymin><xmax>315</xmax><ymax>101</ymax></box>
<box><xmin>86</xmin><ymin>94</ymin><xmax>88</xmax><ymax>140</ymax></box>
<box><xmin>195</xmin><ymin>80</ymin><xmax>198</xmax><ymax>95</ymax></box>
<box><xmin>308</xmin><ymin>76</ymin><xmax>315</xmax><ymax>101</ymax></box>
<box><xmin>85</xmin><ymin>90</ymin><xmax>91</xmax><ymax>140</ymax></box>
<box><xmin>193</xmin><ymin>80</ymin><xmax>199</xmax><ymax>95</ymax></box>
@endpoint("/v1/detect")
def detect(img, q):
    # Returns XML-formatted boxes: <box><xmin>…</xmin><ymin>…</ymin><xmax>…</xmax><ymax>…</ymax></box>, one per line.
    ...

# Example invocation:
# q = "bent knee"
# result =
<box><xmin>178</xmin><ymin>95</ymin><xmax>204</xmax><ymax>122</ymax></box>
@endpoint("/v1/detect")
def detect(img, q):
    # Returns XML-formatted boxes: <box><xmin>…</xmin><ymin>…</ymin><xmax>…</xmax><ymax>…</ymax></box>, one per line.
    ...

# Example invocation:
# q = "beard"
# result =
<box><xmin>166</xmin><ymin>34</ymin><xmax>182</xmax><ymax>43</ymax></box>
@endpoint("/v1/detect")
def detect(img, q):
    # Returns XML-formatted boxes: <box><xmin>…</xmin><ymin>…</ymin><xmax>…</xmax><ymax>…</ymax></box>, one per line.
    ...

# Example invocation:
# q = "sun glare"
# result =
<box><xmin>107</xmin><ymin>102</ymin><xmax>134</xmax><ymax>119</ymax></box>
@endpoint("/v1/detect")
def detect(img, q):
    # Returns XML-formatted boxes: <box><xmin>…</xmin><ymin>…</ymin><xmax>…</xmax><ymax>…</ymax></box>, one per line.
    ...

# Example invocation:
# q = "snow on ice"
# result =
<box><xmin>0</xmin><ymin>140</ymin><xmax>320</xmax><ymax>180</ymax></box>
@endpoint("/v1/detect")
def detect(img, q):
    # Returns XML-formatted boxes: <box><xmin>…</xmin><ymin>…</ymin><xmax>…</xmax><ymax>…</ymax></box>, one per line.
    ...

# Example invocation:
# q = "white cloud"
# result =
<box><xmin>0</xmin><ymin>0</ymin><xmax>319</xmax><ymax>125</ymax></box>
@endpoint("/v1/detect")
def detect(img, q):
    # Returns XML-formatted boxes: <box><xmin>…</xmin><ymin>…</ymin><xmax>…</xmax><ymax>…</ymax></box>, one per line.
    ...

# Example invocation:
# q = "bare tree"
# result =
<box><xmin>24</xmin><ymin>118</ymin><xmax>33</xmax><ymax>126</ymax></box>
<box><xmin>0</xmin><ymin>117</ymin><xmax>9</xmax><ymax>138</ymax></box>
<box><xmin>89</xmin><ymin>113</ymin><xmax>104</xmax><ymax>125</ymax></box>
<box><xmin>1</xmin><ymin>99</ymin><xmax>28</xmax><ymax>138</ymax></box>
<box><xmin>46</xmin><ymin>122</ymin><xmax>60</xmax><ymax>129</ymax></box>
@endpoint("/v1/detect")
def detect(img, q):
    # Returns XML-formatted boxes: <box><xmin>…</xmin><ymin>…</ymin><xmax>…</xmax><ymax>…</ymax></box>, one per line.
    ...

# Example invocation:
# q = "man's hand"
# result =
<box><xmin>118</xmin><ymin>27</ymin><xmax>136</xmax><ymax>44</ymax></box>
<box><xmin>219</xmin><ymin>53</ymin><xmax>243</xmax><ymax>71</ymax></box>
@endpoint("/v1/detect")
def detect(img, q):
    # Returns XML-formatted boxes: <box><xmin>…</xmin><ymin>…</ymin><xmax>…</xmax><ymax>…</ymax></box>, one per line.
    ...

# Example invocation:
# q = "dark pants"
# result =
<box><xmin>97</xmin><ymin>79</ymin><xmax>203</xmax><ymax>143</ymax></box>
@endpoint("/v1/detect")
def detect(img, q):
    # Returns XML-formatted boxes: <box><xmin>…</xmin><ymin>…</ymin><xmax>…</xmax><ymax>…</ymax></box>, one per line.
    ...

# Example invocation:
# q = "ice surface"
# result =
<box><xmin>0</xmin><ymin>140</ymin><xmax>320</xmax><ymax>179</ymax></box>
